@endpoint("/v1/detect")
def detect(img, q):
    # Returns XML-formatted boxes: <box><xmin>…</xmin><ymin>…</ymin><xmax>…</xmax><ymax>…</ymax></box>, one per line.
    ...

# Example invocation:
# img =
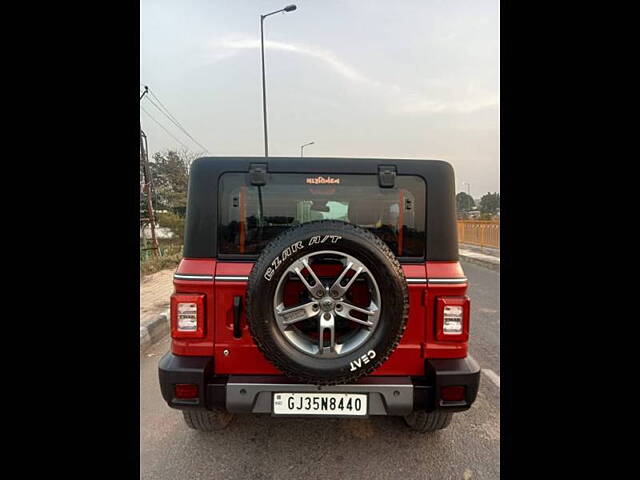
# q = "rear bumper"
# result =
<box><xmin>158</xmin><ymin>353</ymin><xmax>480</xmax><ymax>415</ymax></box>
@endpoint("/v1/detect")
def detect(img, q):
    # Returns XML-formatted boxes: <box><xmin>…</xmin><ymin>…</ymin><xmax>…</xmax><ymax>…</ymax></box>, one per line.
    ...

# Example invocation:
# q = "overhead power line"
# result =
<box><xmin>147</xmin><ymin>89</ymin><xmax>192</xmax><ymax>138</ymax></box>
<box><xmin>145</xmin><ymin>95</ymin><xmax>209</xmax><ymax>153</ymax></box>
<box><xmin>140</xmin><ymin>105</ymin><xmax>191</xmax><ymax>150</ymax></box>
<box><xmin>142</xmin><ymin>89</ymin><xmax>209</xmax><ymax>153</ymax></box>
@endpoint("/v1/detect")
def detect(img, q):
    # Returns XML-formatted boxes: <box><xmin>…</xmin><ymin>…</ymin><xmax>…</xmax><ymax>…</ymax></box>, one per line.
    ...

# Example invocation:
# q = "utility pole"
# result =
<box><xmin>140</xmin><ymin>86</ymin><xmax>159</xmax><ymax>257</ymax></box>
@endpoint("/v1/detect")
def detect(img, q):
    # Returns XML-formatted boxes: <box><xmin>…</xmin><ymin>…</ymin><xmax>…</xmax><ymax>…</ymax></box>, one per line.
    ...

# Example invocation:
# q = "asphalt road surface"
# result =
<box><xmin>140</xmin><ymin>260</ymin><xmax>500</xmax><ymax>479</ymax></box>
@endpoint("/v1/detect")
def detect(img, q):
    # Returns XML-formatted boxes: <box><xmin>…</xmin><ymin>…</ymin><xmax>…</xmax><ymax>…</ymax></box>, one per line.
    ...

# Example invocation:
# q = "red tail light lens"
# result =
<box><xmin>174</xmin><ymin>383</ymin><xmax>198</xmax><ymax>399</ymax></box>
<box><xmin>436</xmin><ymin>297</ymin><xmax>470</xmax><ymax>341</ymax></box>
<box><xmin>171</xmin><ymin>293</ymin><xmax>206</xmax><ymax>338</ymax></box>
<box><xmin>441</xmin><ymin>385</ymin><xmax>466</xmax><ymax>402</ymax></box>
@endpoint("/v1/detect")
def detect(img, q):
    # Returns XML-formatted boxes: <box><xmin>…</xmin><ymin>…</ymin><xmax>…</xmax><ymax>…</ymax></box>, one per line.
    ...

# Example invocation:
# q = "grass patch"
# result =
<box><xmin>140</xmin><ymin>239</ymin><xmax>183</xmax><ymax>277</ymax></box>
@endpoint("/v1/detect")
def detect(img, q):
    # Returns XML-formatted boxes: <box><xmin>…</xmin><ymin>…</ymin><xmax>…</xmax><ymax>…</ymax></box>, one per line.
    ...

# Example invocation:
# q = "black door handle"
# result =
<box><xmin>233</xmin><ymin>296</ymin><xmax>243</xmax><ymax>338</ymax></box>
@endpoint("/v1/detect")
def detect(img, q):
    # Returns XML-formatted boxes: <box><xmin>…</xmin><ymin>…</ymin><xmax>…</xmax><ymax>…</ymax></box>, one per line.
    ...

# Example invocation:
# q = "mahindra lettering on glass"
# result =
<box><xmin>159</xmin><ymin>157</ymin><xmax>480</xmax><ymax>433</ymax></box>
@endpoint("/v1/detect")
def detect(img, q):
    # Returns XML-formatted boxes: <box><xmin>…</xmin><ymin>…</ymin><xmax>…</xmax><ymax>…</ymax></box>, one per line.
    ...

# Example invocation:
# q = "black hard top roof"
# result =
<box><xmin>184</xmin><ymin>157</ymin><xmax>459</xmax><ymax>261</ymax></box>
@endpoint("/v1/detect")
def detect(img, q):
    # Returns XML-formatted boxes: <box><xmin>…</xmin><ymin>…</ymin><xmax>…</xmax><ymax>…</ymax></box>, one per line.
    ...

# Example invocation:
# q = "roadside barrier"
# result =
<box><xmin>457</xmin><ymin>220</ymin><xmax>500</xmax><ymax>249</ymax></box>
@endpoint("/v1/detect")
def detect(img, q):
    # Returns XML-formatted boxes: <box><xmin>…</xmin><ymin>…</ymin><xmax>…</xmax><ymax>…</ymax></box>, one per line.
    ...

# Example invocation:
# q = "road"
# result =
<box><xmin>140</xmin><ymin>259</ymin><xmax>499</xmax><ymax>479</ymax></box>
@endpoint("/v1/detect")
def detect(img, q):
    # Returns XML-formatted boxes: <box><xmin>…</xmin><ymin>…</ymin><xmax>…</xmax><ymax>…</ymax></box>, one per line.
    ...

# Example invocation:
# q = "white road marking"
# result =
<box><xmin>482</xmin><ymin>369</ymin><xmax>500</xmax><ymax>388</ymax></box>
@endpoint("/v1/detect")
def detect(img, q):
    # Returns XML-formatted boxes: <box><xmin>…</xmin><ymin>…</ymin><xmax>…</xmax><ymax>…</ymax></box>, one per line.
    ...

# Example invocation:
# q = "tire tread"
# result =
<box><xmin>182</xmin><ymin>409</ymin><xmax>233</xmax><ymax>432</ymax></box>
<box><xmin>403</xmin><ymin>410</ymin><xmax>453</xmax><ymax>432</ymax></box>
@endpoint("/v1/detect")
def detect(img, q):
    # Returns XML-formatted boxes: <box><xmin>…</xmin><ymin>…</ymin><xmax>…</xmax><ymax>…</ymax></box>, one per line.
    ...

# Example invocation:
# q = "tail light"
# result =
<box><xmin>171</xmin><ymin>293</ymin><xmax>205</xmax><ymax>339</ymax></box>
<box><xmin>436</xmin><ymin>296</ymin><xmax>469</xmax><ymax>341</ymax></box>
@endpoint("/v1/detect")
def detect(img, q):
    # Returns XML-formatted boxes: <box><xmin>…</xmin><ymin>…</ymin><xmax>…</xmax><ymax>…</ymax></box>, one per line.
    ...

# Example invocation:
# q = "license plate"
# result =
<box><xmin>273</xmin><ymin>392</ymin><xmax>367</xmax><ymax>416</ymax></box>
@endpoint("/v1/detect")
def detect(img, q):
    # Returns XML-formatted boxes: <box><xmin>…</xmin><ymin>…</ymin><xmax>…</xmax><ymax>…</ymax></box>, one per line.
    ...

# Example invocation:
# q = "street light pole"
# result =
<box><xmin>260</xmin><ymin>4</ymin><xmax>297</xmax><ymax>158</ymax></box>
<box><xmin>260</xmin><ymin>16</ymin><xmax>268</xmax><ymax>157</ymax></box>
<box><xmin>300</xmin><ymin>141</ymin><xmax>314</xmax><ymax>158</ymax></box>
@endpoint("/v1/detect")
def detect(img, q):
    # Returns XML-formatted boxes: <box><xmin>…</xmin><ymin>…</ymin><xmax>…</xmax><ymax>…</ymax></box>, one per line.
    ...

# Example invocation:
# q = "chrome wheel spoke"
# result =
<box><xmin>330</xmin><ymin>261</ymin><xmax>364</xmax><ymax>298</ymax></box>
<box><xmin>276</xmin><ymin>301</ymin><xmax>319</xmax><ymax>326</ymax></box>
<box><xmin>330</xmin><ymin>261</ymin><xmax>353</xmax><ymax>293</ymax></box>
<box><xmin>292</xmin><ymin>264</ymin><xmax>316</xmax><ymax>296</ymax></box>
<box><xmin>292</xmin><ymin>259</ymin><xmax>325</xmax><ymax>298</ymax></box>
<box><xmin>302</xmin><ymin>258</ymin><xmax>325</xmax><ymax>298</ymax></box>
<box><xmin>334</xmin><ymin>301</ymin><xmax>378</xmax><ymax>327</ymax></box>
<box><xmin>318</xmin><ymin>313</ymin><xmax>336</xmax><ymax>355</ymax></box>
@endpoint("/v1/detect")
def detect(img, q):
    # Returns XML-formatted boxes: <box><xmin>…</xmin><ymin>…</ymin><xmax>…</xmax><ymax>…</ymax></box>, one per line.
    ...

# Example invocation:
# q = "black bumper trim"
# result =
<box><xmin>425</xmin><ymin>356</ymin><xmax>481</xmax><ymax>412</ymax></box>
<box><xmin>158</xmin><ymin>352</ymin><xmax>481</xmax><ymax>414</ymax></box>
<box><xmin>225</xmin><ymin>376</ymin><xmax>414</xmax><ymax>415</ymax></box>
<box><xmin>158</xmin><ymin>352</ymin><xmax>214</xmax><ymax>409</ymax></box>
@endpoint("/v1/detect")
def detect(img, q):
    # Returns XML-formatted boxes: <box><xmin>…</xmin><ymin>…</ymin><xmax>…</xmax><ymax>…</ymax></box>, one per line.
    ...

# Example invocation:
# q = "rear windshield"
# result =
<box><xmin>218</xmin><ymin>173</ymin><xmax>426</xmax><ymax>258</ymax></box>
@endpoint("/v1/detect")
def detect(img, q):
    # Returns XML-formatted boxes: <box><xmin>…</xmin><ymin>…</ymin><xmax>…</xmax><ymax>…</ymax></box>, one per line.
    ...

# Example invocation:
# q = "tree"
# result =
<box><xmin>140</xmin><ymin>149</ymin><xmax>200</xmax><ymax>239</ymax></box>
<box><xmin>148</xmin><ymin>149</ymin><xmax>198</xmax><ymax>215</ymax></box>
<box><xmin>479</xmin><ymin>192</ymin><xmax>500</xmax><ymax>215</ymax></box>
<box><xmin>456</xmin><ymin>192</ymin><xmax>475</xmax><ymax>212</ymax></box>
<box><xmin>156</xmin><ymin>211</ymin><xmax>186</xmax><ymax>242</ymax></box>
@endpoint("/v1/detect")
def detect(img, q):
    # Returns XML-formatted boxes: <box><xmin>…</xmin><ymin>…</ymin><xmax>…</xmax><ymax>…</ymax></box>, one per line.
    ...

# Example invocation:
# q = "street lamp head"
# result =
<box><xmin>284</xmin><ymin>4</ymin><xmax>297</xmax><ymax>12</ymax></box>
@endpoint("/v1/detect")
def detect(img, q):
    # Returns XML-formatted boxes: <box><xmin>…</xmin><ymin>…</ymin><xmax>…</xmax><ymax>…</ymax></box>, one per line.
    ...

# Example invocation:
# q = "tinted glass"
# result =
<box><xmin>218</xmin><ymin>173</ymin><xmax>426</xmax><ymax>258</ymax></box>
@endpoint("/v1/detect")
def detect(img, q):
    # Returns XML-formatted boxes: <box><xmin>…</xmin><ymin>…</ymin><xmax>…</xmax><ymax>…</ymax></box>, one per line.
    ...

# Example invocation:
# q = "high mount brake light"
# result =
<box><xmin>436</xmin><ymin>297</ymin><xmax>469</xmax><ymax>342</ymax></box>
<box><xmin>171</xmin><ymin>293</ymin><xmax>206</xmax><ymax>339</ymax></box>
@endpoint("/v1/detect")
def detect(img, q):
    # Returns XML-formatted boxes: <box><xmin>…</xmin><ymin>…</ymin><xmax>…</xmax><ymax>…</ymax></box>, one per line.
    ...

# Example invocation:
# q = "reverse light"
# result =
<box><xmin>436</xmin><ymin>297</ymin><xmax>470</xmax><ymax>341</ymax></box>
<box><xmin>177</xmin><ymin>303</ymin><xmax>198</xmax><ymax>331</ymax></box>
<box><xmin>171</xmin><ymin>293</ymin><xmax>206</xmax><ymax>338</ymax></box>
<box><xmin>443</xmin><ymin>306</ymin><xmax>463</xmax><ymax>335</ymax></box>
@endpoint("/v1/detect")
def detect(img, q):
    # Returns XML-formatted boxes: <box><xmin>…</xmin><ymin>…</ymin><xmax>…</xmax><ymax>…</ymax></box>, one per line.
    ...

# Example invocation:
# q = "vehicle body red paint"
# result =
<box><xmin>171</xmin><ymin>258</ymin><xmax>468</xmax><ymax>375</ymax></box>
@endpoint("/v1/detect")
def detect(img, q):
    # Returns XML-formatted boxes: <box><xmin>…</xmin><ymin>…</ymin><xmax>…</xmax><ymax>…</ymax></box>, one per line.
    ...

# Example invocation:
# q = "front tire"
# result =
<box><xmin>182</xmin><ymin>409</ymin><xmax>234</xmax><ymax>432</ymax></box>
<box><xmin>403</xmin><ymin>411</ymin><xmax>453</xmax><ymax>432</ymax></box>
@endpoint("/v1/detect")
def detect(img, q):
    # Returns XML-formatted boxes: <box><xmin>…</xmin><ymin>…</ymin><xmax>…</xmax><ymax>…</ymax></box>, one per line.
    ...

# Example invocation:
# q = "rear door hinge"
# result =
<box><xmin>249</xmin><ymin>163</ymin><xmax>268</xmax><ymax>186</ymax></box>
<box><xmin>378</xmin><ymin>165</ymin><xmax>396</xmax><ymax>188</ymax></box>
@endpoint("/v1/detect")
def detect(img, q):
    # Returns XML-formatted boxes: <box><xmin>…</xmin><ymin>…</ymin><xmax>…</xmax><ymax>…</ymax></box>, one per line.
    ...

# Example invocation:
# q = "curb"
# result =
<box><xmin>140</xmin><ymin>309</ymin><xmax>170</xmax><ymax>353</ymax></box>
<box><xmin>459</xmin><ymin>250</ymin><xmax>500</xmax><ymax>272</ymax></box>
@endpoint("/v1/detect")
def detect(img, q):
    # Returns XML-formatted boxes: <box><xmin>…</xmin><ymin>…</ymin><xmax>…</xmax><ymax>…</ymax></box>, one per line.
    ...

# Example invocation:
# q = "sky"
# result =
<box><xmin>140</xmin><ymin>0</ymin><xmax>499</xmax><ymax>197</ymax></box>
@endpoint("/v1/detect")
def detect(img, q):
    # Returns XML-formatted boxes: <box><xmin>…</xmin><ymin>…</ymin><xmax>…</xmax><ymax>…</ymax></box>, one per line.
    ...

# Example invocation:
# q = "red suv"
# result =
<box><xmin>159</xmin><ymin>157</ymin><xmax>480</xmax><ymax>432</ymax></box>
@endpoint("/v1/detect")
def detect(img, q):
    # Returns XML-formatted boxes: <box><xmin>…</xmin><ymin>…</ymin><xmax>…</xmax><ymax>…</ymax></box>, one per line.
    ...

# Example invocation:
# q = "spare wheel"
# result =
<box><xmin>246</xmin><ymin>220</ymin><xmax>409</xmax><ymax>385</ymax></box>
